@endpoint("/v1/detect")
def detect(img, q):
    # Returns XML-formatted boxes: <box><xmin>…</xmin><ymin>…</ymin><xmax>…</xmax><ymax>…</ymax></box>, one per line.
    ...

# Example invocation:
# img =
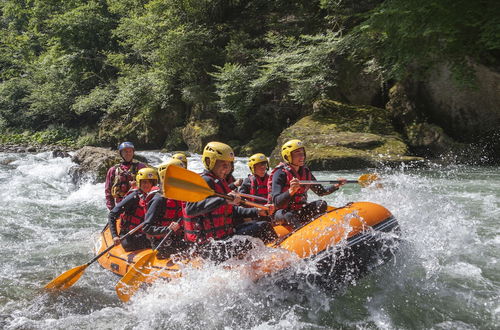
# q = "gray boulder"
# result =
<box><xmin>69</xmin><ymin>146</ymin><xmax>148</xmax><ymax>184</ymax></box>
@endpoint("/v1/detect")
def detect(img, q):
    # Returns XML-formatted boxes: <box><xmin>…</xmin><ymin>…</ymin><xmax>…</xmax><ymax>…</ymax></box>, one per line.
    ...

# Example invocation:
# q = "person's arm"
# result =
<box><xmin>271</xmin><ymin>170</ymin><xmax>292</xmax><ymax>209</ymax></box>
<box><xmin>309</xmin><ymin>173</ymin><xmax>343</xmax><ymax>196</ymax></box>
<box><xmin>184</xmin><ymin>196</ymin><xmax>227</xmax><ymax>217</ymax></box>
<box><xmin>232</xmin><ymin>205</ymin><xmax>259</xmax><ymax>218</ymax></box>
<box><xmin>104</xmin><ymin>166</ymin><xmax>116</xmax><ymax>210</ymax></box>
<box><xmin>237</xmin><ymin>177</ymin><xmax>251</xmax><ymax>194</ymax></box>
<box><xmin>107</xmin><ymin>191</ymin><xmax>137</xmax><ymax>238</ymax></box>
<box><xmin>184</xmin><ymin>178</ymin><xmax>227</xmax><ymax>217</ymax></box>
<box><xmin>143</xmin><ymin>195</ymin><xmax>178</xmax><ymax>236</ymax></box>
<box><xmin>229</xmin><ymin>178</ymin><xmax>243</xmax><ymax>190</ymax></box>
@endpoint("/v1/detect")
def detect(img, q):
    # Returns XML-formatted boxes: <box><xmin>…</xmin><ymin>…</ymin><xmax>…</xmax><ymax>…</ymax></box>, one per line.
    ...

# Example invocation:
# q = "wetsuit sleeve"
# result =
<box><xmin>309</xmin><ymin>173</ymin><xmax>337</xmax><ymax>196</ymax></box>
<box><xmin>104</xmin><ymin>166</ymin><xmax>116</xmax><ymax>210</ymax></box>
<box><xmin>137</xmin><ymin>162</ymin><xmax>147</xmax><ymax>170</ymax></box>
<box><xmin>184</xmin><ymin>178</ymin><xmax>227</xmax><ymax>217</ymax></box>
<box><xmin>108</xmin><ymin>192</ymin><xmax>137</xmax><ymax>238</ymax></box>
<box><xmin>238</xmin><ymin>177</ymin><xmax>251</xmax><ymax>194</ymax></box>
<box><xmin>232</xmin><ymin>205</ymin><xmax>259</xmax><ymax>218</ymax></box>
<box><xmin>143</xmin><ymin>195</ymin><xmax>173</xmax><ymax>236</ymax></box>
<box><xmin>184</xmin><ymin>196</ymin><xmax>227</xmax><ymax>217</ymax></box>
<box><xmin>271</xmin><ymin>169</ymin><xmax>292</xmax><ymax>209</ymax></box>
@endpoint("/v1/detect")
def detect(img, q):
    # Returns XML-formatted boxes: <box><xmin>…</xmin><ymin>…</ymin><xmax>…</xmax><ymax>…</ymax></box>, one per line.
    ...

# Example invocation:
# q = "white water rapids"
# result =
<box><xmin>0</xmin><ymin>151</ymin><xmax>498</xmax><ymax>329</ymax></box>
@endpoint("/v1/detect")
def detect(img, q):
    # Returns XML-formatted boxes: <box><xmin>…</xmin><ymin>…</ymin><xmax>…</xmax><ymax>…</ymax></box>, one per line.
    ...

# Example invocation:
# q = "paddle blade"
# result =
<box><xmin>44</xmin><ymin>264</ymin><xmax>87</xmax><ymax>291</ymax></box>
<box><xmin>163</xmin><ymin>165</ymin><xmax>215</xmax><ymax>202</ymax></box>
<box><xmin>358</xmin><ymin>173</ymin><xmax>380</xmax><ymax>187</ymax></box>
<box><xmin>115</xmin><ymin>251</ymin><xmax>157</xmax><ymax>302</ymax></box>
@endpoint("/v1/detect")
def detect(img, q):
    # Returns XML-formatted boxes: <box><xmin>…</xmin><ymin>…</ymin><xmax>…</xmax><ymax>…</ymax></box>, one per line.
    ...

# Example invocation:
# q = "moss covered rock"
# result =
<box><xmin>182</xmin><ymin>119</ymin><xmax>220</xmax><ymax>153</ymax></box>
<box><xmin>270</xmin><ymin>100</ymin><xmax>423</xmax><ymax>169</ymax></box>
<box><xmin>239</xmin><ymin>129</ymin><xmax>278</xmax><ymax>156</ymax></box>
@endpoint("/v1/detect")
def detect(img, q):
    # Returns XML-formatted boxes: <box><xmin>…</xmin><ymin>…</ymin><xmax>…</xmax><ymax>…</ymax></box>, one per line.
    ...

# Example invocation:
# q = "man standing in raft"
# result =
<box><xmin>143</xmin><ymin>159</ymin><xmax>188</xmax><ymax>259</ymax></box>
<box><xmin>268</xmin><ymin>139</ymin><xmax>346</xmax><ymax>229</ymax></box>
<box><xmin>183</xmin><ymin>142</ymin><xmax>275</xmax><ymax>262</ymax></box>
<box><xmin>108</xmin><ymin>167</ymin><xmax>159</xmax><ymax>252</ymax></box>
<box><xmin>105</xmin><ymin>142</ymin><xmax>146</xmax><ymax>210</ymax></box>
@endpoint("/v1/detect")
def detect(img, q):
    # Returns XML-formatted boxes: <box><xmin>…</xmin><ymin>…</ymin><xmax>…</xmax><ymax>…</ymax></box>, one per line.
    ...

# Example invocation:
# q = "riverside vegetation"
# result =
<box><xmin>1</xmin><ymin>0</ymin><xmax>499</xmax><ymax>167</ymax></box>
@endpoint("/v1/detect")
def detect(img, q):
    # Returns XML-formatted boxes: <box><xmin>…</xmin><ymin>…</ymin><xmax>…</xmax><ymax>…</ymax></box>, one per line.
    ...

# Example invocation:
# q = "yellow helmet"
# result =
<box><xmin>157</xmin><ymin>159</ymin><xmax>185</xmax><ymax>182</ymax></box>
<box><xmin>248</xmin><ymin>153</ymin><xmax>269</xmax><ymax>174</ymax></box>
<box><xmin>136</xmin><ymin>167</ymin><xmax>159</xmax><ymax>186</ymax></box>
<box><xmin>172</xmin><ymin>153</ymin><xmax>188</xmax><ymax>167</ymax></box>
<box><xmin>202</xmin><ymin>141</ymin><xmax>235</xmax><ymax>171</ymax></box>
<box><xmin>281</xmin><ymin>139</ymin><xmax>305</xmax><ymax>163</ymax></box>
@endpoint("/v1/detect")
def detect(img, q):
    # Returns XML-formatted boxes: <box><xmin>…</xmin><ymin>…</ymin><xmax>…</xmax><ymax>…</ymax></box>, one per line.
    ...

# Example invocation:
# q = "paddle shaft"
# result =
<box><xmin>152</xmin><ymin>219</ymin><xmax>181</xmax><ymax>251</ymax></box>
<box><xmin>213</xmin><ymin>192</ymin><xmax>269</xmax><ymax>210</ymax></box>
<box><xmin>236</xmin><ymin>192</ymin><xmax>268</xmax><ymax>203</ymax></box>
<box><xmin>299</xmin><ymin>180</ymin><xmax>358</xmax><ymax>185</ymax></box>
<box><xmin>89</xmin><ymin>223</ymin><xmax>145</xmax><ymax>265</ymax></box>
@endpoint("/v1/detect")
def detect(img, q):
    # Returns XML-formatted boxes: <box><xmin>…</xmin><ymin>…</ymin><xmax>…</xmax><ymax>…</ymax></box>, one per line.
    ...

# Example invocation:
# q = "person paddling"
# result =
<box><xmin>183</xmin><ymin>142</ymin><xmax>276</xmax><ymax>262</ymax></box>
<box><xmin>108</xmin><ymin>168</ymin><xmax>159</xmax><ymax>252</ymax></box>
<box><xmin>268</xmin><ymin>139</ymin><xmax>347</xmax><ymax>229</ymax></box>
<box><xmin>239</xmin><ymin>153</ymin><xmax>270</xmax><ymax>205</ymax></box>
<box><xmin>142</xmin><ymin>159</ymin><xmax>188</xmax><ymax>259</ymax></box>
<box><xmin>105</xmin><ymin>142</ymin><xmax>146</xmax><ymax>210</ymax></box>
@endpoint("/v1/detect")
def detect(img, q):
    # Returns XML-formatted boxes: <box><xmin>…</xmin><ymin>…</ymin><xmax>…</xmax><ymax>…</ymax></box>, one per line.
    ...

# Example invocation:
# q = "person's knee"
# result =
<box><xmin>317</xmin><ymin>200</ymin><xmax>327</xmax><ymax>213</ymax></box>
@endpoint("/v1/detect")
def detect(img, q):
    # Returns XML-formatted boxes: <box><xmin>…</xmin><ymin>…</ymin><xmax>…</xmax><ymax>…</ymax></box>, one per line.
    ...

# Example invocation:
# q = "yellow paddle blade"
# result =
<box><xmin>358</xmin><ymin>173</ymin><xmax>381</xmax><ymax>187</ymax></box>
<box><xmin>115</xmin><ymin>251</ymin><xmax>157</xmax><ymax>302</ymax></box>
<box><xmin>44</xmin><ymin>264</ymin><xmax>87</xmax><ymax>291</ymax></box>
<box><xmin>163</xmin><ymin>165</ymin><xmax>215</xmax><ymax>202</ymax></box>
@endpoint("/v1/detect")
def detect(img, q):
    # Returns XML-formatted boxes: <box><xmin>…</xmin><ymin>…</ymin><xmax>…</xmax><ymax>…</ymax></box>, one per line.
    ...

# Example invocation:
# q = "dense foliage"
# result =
<box><xmin>0</xmin><ymin>0</ymin><xmax>498</xmax><ymax>150</ymax></box>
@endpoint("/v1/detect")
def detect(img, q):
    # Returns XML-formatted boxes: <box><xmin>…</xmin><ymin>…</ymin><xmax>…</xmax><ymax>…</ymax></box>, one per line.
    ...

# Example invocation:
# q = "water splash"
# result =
<box><xmin>0</xmin><ymin>152</ymin><xmax>498</xmax><ymax>329</ymax></box>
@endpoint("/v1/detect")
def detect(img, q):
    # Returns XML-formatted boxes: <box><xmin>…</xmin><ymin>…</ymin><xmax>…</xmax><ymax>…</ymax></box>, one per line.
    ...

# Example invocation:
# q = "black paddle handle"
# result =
<box><xmin>87</xmin><ymin>223</ymin><xmax>145</xmax><ymax>266</ymax></box>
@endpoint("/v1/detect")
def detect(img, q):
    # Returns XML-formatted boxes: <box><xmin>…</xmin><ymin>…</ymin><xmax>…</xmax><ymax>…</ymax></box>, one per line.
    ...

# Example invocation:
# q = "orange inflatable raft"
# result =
<box><xmin>97</xmin><ymin>201</ymin><xmax>399</xmax><ymax>287</ymax></box>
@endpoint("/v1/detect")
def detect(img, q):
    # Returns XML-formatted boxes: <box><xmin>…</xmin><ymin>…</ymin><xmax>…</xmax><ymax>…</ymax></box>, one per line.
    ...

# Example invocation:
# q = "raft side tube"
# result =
<box><xmin>96</xmin><ymin>202</ymin><xmax>399</xmax><ymax>282</ymax></box>
<box><xmin>278</xmin><ymin>202</ymin><xmax>394</xmax><ymax>258</ymax></box>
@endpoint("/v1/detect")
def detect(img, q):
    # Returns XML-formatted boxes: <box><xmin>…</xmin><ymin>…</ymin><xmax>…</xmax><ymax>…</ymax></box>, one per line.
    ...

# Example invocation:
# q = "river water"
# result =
<box><xmin>0</xmin><ymin>151</ymin><xmax>498</xmax><ymax>329</ymax></box>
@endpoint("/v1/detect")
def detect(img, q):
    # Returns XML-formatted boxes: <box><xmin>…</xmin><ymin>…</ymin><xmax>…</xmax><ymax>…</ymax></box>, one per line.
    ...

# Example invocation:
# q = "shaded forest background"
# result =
<box><xmin>1</xmin><ymin>0</ymin><xmax>498</xmax><ymax>154</ymax></box>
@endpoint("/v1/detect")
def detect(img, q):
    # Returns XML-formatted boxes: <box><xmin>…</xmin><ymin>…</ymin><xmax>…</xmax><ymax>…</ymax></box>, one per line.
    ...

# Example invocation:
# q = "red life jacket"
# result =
<box><xmin>111</xmin><ymin>162</ymin><xmax>140</xmax><ymax>199</ymax></box>
<box><xmin>183</xmin><ymin>171</ymin><xmax>234</xmax><ymax>243</ymax></box>
<box><xmin>120</xmin><ymin>187</ymin><xmax>158</xmax><ymax>233</ymax></box>
<box><xmin>148</xmin><ymin>194</ymin><xmax>184</xmax><ymax>239</ymax></box>
<box><xmin>267</xmin><ymin>162</ymin><xmax>312</xmax><ymax>211</ymax></box>
<box><xmin>249</xmin><ymin>173</ymin><xmax>269</xmax><ymax>205</ymax></box>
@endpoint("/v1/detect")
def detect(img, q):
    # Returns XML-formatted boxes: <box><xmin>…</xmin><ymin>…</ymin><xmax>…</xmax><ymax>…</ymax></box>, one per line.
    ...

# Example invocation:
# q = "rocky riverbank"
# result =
<box><xmin>0</xmin><ymin>143</ymin><xmax>74</xmax><ymax>157</ymax></box>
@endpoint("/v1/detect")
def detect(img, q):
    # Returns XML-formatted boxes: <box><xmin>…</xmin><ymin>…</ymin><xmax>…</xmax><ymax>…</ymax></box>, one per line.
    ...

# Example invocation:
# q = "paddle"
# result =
<box><xmin>300</xmin><ymin>174</ymin><xmax>380</xmax><ymax>188</ymax></box>
<box><xmin>162</xmin><ymin>165</ymin><xmax>270</xmax><ymax>210</ymax></box>
<box><xmin>115</xmin><ymin>220</ymin><xmax>180</xmax><ymax>302</ymax></box>
<box><xmin>236</xmin><ymin>192</ymin><xmax>268</xmax><ymax>203</ymax></box>
<box><xmin>44</xmin><ymin>223</ymin><xmax>145</xmax><ymax>291</ymax></box>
